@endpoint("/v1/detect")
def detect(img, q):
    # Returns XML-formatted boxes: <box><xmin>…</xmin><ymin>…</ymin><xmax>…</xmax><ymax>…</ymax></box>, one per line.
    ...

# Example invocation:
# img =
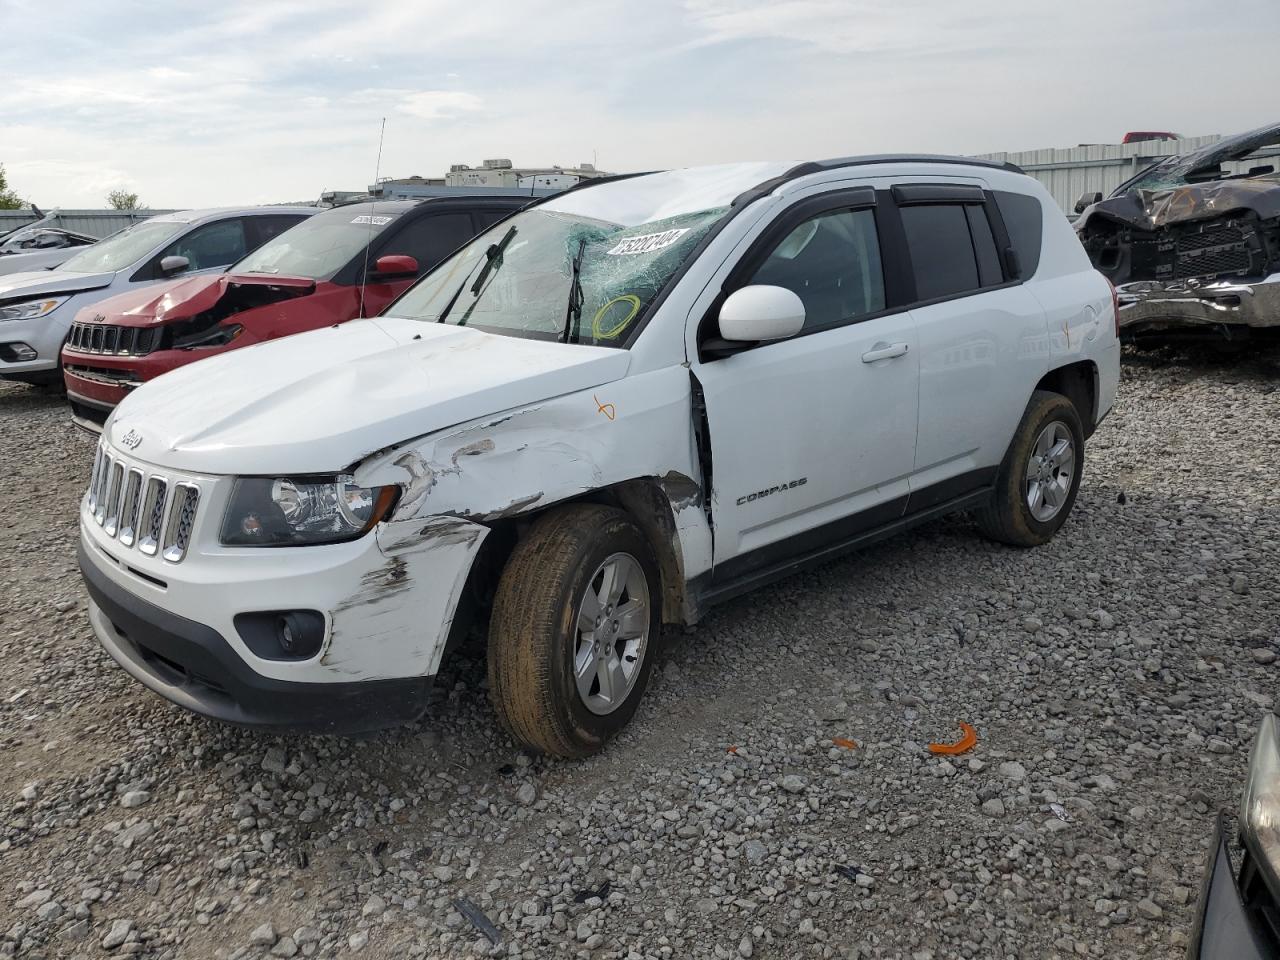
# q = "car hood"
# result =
<box><xmin>107</xmin><ymin>316</ymin><xmax>632</xmax><ymax>475</ymax></box>
<box><xmin>0</xmin><ymin>268</ymin><xmax>114</xmax><ymax>302</ymax></box>
<box><xmin>0</xmin><ymin>249</ymin><xmax>75</xmax><ymax>278</ymax></box>
<box><xmin>89</xmin><ymin>272</ymin><xmax>318</xmax><ymax>327</ymax></box>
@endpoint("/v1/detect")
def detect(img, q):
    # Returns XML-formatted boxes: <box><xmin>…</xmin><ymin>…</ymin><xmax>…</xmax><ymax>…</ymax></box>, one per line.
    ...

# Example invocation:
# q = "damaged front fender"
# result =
<box><xmin>321</xmin><ymin>515</ymin><xmax>489</xmax><ymax>678</ymax></box>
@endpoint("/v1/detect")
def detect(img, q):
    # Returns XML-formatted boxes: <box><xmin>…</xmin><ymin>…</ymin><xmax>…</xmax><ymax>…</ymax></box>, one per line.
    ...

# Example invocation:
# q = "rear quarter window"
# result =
<box><xmin>994</xmin><ymin>191</ymin><xmax>1044</xmax><ymax>279</ymax></box>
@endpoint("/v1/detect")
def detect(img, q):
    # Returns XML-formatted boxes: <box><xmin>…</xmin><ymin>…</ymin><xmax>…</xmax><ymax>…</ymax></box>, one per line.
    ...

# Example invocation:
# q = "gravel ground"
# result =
<box><xmin>3</xmin><ymin>346</ymin><xmax>1279</xmax><ymax>960</ymax></box>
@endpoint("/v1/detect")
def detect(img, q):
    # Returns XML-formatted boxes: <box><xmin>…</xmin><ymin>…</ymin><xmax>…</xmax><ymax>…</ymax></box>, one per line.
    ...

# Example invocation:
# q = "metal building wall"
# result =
<box><xmin>976</xmin><ymin>136</ymin><xmax>1280</xmax><ymax>214</ymax></box>
<box><xmin>0</xmin><ymin>209</ymin><xmax>178</xmax><ymax>238</ymax></box>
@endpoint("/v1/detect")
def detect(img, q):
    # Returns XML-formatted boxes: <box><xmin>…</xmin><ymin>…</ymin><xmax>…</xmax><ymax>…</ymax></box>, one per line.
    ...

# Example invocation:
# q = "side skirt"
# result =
<box><xmin>689</xmin><ymin>486</ymin><xmax>992</xmax><ymax>613</ymax></box>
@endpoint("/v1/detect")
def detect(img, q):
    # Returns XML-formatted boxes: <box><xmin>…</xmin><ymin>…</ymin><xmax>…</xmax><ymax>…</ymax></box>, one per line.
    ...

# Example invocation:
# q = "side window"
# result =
<box><xmin>994</xmin><ymin>191</ymin><xmax>1044</xmax><ymax>279</ymax></box>
<box><xmin>746</xmin><ymin>208</ymin><xmax>885</xmax><ymax>332</ymax></box>
<box><xmin>898</xmin><ymin>204</ymin><xmax>982</xmax><ymax>301</ymax></box>
<box><xmin>249</xmin><ymin>215</ymin><xmax>307</xmax><ymax>249</ymax></box>
<box><xmin>159</xmin><ymin>219</ymin><xmax>248</xmax><ymax>272</ymax></box>
<box><xmin>378</xmin><ymin>213</ymin><xmax>476</xmax><ymax>272</ymax></box>
<box><xmin>474</xmin><ymin>208</ymin><xmax>514</xmax><ymax>230</ymax></box>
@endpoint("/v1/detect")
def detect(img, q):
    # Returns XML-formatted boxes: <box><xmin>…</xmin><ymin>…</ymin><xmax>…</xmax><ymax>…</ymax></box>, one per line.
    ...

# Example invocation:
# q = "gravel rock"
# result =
<box><xmin>780</xmin><ymin>774</ymin><xmax>806</xmax><ymax>794</ymax></box>
<box><xmin>101</xmin><ymin>919</ymin><xmax>133</xmax><ymax>949</ymax></box>
<box><xmin>119</xmin><ymin>789</ymin><xmax>150</xmax><ymax>808</ymax></box>
<box><xmin>998</xmin><ymin>760</ymin><xmax>1027</xmax><ymax>781</ymax></box>
<box><xmin>3</xmin><ymin>350</ymin><xmax>1280</xmax><ymax>958</ymax></box>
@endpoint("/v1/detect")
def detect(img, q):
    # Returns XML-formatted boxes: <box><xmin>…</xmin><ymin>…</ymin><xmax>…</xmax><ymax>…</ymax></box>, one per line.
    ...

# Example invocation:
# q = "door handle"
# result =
<box><xmin>861</xmin><ymin>341</ymin><xmax>909</xmax><ymax>363</ymax></box>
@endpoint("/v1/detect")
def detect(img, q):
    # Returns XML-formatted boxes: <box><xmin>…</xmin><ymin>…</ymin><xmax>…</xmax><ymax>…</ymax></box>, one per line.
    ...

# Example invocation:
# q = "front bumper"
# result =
<box><xmin>81</xmin><ymin>541</ymin><xmax>431</xmax><ymax>733</ymax></box>
<box><xmin>1118</xmin><ymin>275</ymin><xmax>1280</xmax><ymax>336</ymax></box>
<box><xmin>0</xmin><ymin>309</ymin><xmax>72</xmax><ymax>375</ymax></box>
<box><xmin>1187</xmin><ymin>815</ymin><xmax>1273</xmax><ymax>960</ymax></box>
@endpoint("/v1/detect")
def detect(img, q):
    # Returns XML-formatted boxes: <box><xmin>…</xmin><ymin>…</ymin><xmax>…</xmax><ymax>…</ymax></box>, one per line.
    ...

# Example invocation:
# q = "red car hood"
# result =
<box><xmin>80</xmin><ymin>273</ymin><xmax>317</xmax><ymax>328</ymax></box>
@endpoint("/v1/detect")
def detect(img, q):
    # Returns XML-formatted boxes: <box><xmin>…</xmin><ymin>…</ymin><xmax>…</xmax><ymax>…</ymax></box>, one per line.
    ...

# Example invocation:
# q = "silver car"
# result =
<box><xmin>0</xmin><ymin>206</ymin><xmax>315</xmax><ymax>385</ymax></box>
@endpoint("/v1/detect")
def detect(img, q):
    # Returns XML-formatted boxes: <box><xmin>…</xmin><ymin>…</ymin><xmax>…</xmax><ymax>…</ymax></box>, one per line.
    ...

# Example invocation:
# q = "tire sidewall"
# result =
<box><xmin>1009</xmin><ymin>395</ymin><xmax>1085</xmax><ymax>540</ymax></box>
<box><xmin>545</xmin><ymin>515</ymin><xmax>661</xmax><ymax>751</ymax></box>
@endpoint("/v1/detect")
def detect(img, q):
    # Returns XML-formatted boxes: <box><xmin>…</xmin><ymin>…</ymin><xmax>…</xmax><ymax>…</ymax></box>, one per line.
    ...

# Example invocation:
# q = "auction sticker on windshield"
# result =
<box><xmin>350</xmin><ymin>215</ymin><xmax>396</xmax><ymax>225</ymax></box>
<box><xmin>607</xmin><ymin>228</ymin><xmax>689</xmax><ymax>256</ymax></box>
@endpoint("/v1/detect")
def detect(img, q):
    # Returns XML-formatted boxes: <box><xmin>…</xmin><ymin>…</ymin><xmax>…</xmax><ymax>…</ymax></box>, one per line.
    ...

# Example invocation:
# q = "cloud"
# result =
<box><xmin>397</xmin><ymin>90</ymin><xmax>484</xmax><ymax>121</ymax></box>
<box><xmin>1</xmin><ymin>0</ymin><xmax>1278</xmax><ymax>207</ymax></box>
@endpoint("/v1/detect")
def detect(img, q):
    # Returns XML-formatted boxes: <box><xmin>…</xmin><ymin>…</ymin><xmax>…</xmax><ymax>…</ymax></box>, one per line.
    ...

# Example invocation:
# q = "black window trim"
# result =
<box><xmin>697</xmin><ymin>187</ymin><xmax>900</xmax><ymax>360</ymax></box>
<box><xmin>883</xmin><ymin>185</ymin><xmax>1029</xmax><ymax>312</ymax></box>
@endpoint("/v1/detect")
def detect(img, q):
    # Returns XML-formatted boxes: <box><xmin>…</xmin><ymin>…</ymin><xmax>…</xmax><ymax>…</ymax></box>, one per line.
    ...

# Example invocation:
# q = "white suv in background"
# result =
<box><xmin>78</xmin><ymin>157</ymin><xmax>1120</xmax><ymax>757</ymax></box>
<box><xmin>0</xmin><ymin>206</ymin><xmax>314</xmax><ymax>385</ymax></box>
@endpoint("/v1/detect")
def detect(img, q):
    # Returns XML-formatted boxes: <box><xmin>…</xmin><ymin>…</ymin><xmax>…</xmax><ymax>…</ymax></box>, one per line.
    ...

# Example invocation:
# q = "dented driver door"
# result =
<box><xmin>692</xmin><ymin>197</ymin><xmax>919</xmax><ymax>581</ymax></box>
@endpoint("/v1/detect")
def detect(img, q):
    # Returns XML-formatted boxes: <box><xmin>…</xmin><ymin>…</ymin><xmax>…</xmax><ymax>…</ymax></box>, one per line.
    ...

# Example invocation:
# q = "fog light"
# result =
<box><xmin>234</xmin><ymin>610</ymin><xmax>325</xmax><ymax>661</ymax></box>
<box><xmin>0</xmin><ymin>342</ymin><xmax>37</xmax><ymax>363</ymax></box>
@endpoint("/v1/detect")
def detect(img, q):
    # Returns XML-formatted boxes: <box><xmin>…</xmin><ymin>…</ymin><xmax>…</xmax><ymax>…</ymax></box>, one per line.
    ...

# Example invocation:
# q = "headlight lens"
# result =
<box><xmin>1240</xmin><ymin>713</ymin><xmax>1280</xmax><ymax>892</ymax></box>
<box><xmin>0</xmin><ymin>297</ymin><xmax>66</xmax><ymax>321</ymax></box>
<box><xmin>220</xmin><ymin>476</ymin><xmax>398</xmax><ymax>546</ymax></box>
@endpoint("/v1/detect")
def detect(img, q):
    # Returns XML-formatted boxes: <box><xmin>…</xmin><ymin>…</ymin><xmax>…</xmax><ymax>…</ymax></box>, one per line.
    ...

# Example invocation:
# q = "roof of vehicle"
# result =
<box><xmin>147</xmin><ymin>206</ymin><xmax>321</xmax><ymax>224</ymax></box>
<box><xmin>547</xmin><ymin>156</ymin><xmax>1028</xmax><ymax>216</ymax></box>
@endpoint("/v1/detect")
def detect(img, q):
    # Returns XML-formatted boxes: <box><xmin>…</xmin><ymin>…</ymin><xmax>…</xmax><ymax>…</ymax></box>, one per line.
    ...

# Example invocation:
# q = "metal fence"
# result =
<box><xmin>0</xmin><ymin>209</ymin><xmax>178</xmax><ymax>238</ymax></box>
<box><xmin>976</xmin><ymin>136</ymin><xmax>1280</xmax><ymax>215</ymax></box>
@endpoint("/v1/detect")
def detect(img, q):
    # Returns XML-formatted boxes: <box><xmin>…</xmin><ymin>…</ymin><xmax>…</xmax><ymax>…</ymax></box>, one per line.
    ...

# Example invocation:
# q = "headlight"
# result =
<box><xmin>220</xmin><ymin>476</ymin><xmax>398</xmax><ymax>546</ymax></box>
<box><xmin>0</xmin><ymin>297</ymin><xmax>66</xmax><ymax>321</ymax></box>
<box><xmin>1240</xmin><ymin>713</ymin><xmax>1280</xmax><ymax>893</ymax></box>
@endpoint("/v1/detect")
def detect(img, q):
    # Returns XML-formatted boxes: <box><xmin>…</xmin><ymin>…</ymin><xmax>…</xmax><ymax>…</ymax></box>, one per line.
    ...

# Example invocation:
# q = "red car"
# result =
<box><xmin>62</xmin><ymin>196</ymin><xmax>525</xmax><ymax>428</ymax></box>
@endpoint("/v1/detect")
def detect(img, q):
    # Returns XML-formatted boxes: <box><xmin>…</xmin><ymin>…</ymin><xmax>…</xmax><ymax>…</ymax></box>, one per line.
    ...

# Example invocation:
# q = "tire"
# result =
<box><xmin>976</xmin><ymin>390</ymin><xmax>1085</xmax><ymax>547</ymax></box>
<box><xmin>487</xmin><ymin>504</ymin><xmax>661</xmax><ymax>758</ymax></box>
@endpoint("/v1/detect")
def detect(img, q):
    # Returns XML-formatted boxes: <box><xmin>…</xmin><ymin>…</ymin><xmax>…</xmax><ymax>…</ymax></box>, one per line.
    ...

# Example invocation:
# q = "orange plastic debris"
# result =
<box><xmin>928</xmin><ymin>721</ymin><xmax>978</xmax><ymax>756</ymax></box>
<box><xmin>727</xmin><ymin>745</ymin><xmax>739</xmax><ymax>755</ymax></box>
<box><xmin>831</xmin><ymin>737</ymin><xmax>859</xmax><ymax>750</ymax></box>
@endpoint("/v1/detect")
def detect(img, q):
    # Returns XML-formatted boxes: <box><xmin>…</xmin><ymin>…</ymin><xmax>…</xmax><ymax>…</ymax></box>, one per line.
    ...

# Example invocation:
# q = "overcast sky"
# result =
<box><xmin>3</xmin><ymin>0</ymin><xmax>1279</xmax><ymax>209</ymax></box>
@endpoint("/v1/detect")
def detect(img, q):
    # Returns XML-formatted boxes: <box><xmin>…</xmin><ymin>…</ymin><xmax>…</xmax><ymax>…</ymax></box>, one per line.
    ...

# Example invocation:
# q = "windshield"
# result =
<box><xmin>233</xmin><ymin>207</ymin><xmax>396</xmax><ymax>280</ymax></box>
<box><xmin>58</xmin><ymin>221</ymin><xmax>184</xmax><ymax>274</ymax></box>
<box><xmin>391</xmin><ymin>205</ymin><xmax>727</xmax><ymax>346</ymax></box>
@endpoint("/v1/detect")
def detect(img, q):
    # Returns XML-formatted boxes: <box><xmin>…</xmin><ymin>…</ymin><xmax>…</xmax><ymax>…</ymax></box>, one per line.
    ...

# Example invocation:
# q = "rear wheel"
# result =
<box><xmin>977</xmin><ymin>390</ymin><xmax>1085</xmax><ymax>547</ymax></box>
<box><xmin>487</xmin><ymin>504</ymin><xmax>660</xmax><ymax>758</ymax></box>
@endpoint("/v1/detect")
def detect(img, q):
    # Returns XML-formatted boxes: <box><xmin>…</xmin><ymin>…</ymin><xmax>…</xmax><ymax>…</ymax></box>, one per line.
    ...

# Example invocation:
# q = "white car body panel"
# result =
<box><xmin>77</xmin><ymin>159</ymin><xmax>1121</xmax><ymax>726</ymax></box>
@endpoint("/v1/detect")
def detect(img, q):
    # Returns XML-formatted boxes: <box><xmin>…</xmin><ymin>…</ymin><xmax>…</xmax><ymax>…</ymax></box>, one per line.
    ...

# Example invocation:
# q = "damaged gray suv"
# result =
<box><xmin>1075</xmin><ymin>121</ymin><xmax>1280</xmax><ymax>343</ymax></box>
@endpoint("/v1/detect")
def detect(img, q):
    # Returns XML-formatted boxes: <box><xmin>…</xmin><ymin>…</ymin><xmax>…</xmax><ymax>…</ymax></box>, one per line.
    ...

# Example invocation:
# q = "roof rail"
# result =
<box><xmin>732</xmin><ymin>154</ymin><xmax>1026</xmax><ymax>207</ymax></box>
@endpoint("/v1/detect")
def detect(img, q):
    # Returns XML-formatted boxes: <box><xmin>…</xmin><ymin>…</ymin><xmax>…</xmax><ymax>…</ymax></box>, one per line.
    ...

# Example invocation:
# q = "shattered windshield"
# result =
<box><xmin>391</xmin><ymin>205</ymin><xmax>727</xmax><ymax>346</ymax></box>
<box><xmin>58</xmin><ymin>221</ymin><xmax>185</xmax><ymax>274</ymax></box>
<box><xmin>233</xmin><ymin>207</ymin><xmax>398</xmax><ymax>280</ymax></box>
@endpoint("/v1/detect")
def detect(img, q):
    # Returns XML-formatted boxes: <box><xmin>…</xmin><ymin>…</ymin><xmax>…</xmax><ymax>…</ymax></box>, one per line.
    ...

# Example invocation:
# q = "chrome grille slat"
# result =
<box><xmin>162</xmin><ymin>484</ymin><xmax>200</xmax><ymax>563</ymax></box>
<box><xmin>138</xmin><ymin>477</ymin><xmax>168</xmax><ymax>556</ymax></box>
<box><xmin>118</xmin><ymin>469</ymin><xmax>144</xmax><ymax>547</ymax></box>
<box><xmin>87</xmin><ymin>445</ymin><xmax>104</xmax><ymax>512</ymax></box>
<box><xmin>103</xmin><ymin>462</ymin><xmax>125</xmax><ymax>536</ymax></box>
<box><xmin>93</xmin><ymin>454</ymin><xmax>113</xmax><ymax>524</ymax></box>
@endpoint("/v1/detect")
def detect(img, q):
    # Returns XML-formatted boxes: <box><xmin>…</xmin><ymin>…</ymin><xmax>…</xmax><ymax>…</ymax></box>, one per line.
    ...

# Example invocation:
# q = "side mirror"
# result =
<box><xmin>718</xmin><ymin>285</ymin><xmax>805</xmax><ymax>343</ymax></box>
<box><xmin>159</xmin><ymin>255</ymin><xmax>190</xmax><ymax>275</ymax></box>
<box><xmin>1074</xmin><ymin>191</ymin><xmax>1102</xmax><ymax>215</ymax></box>
<box><xmin>371</xmin><ymin>254</ymin><xmax>418</xmax><ymax>278</ymax></box>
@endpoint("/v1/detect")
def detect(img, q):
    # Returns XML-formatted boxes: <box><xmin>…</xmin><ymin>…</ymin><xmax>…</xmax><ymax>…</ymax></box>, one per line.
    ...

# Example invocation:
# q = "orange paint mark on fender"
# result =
<box><xmin>594</xmin><ymin>394</ymin><xmax>616</xmax><ymax>421</ymax></box>
<box><xmin>928</xmin><ymin>721</ymin><xmax>978</xmax><ymax>755</ymax></box>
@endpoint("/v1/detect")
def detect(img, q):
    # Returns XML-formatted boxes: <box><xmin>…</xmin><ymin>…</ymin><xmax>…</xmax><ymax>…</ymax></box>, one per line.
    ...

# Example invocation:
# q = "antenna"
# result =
<box><xmin>358</xmin><ymin>117</ymin><xmax>387</xmax><ymax>318</ymax></box>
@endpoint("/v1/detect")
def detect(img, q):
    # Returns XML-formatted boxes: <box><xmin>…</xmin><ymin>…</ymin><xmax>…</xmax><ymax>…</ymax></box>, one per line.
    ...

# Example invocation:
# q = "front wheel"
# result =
<box><xmin>487</xmin><ymin>504</ymin><xmax>661</xmax><ymax>758</ymax></box>
<box><xmin>976</xmin><ymin>390</ymin><xmax>1085</xmax><ymax>547</ymax></box>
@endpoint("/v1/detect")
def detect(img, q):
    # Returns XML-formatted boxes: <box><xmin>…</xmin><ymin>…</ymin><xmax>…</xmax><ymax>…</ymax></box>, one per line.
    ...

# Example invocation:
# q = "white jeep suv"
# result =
<box><xmin>78</xmin><ymin>157</ymin><xmax>1120</xmax><ymax>757</ymax></box>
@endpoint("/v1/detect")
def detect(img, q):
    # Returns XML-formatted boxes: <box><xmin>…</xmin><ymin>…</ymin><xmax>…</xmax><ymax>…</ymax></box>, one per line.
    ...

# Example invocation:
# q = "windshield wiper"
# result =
<box><xmin>560</xmin><ymin>237</ymin><xmax>587</xmax><ymax>344</ymax></box>
<box><xmin>437</xmin><ymin>226</ymin><xmax>516</xmax><ymax>326</ymax></box>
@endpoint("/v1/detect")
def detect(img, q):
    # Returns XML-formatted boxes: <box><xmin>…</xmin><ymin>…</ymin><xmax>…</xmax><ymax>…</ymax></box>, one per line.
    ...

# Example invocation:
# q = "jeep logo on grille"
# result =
<box><xmin>120</xmin><ymin>429</ymin><xmax>143</xmax><ymax>450</ymax></box>
<box><xmin>91</xmin><ymin>314</ymin><xmax>106</xmax><ymax>324</ymax></box>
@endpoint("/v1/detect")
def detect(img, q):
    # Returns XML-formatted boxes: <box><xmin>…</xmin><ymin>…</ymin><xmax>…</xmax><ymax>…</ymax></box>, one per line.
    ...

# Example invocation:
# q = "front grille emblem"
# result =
<box><xmin>120</xmin><ymin>429</ymin><xmax>143</xmax><ymax>450</ymax></box>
